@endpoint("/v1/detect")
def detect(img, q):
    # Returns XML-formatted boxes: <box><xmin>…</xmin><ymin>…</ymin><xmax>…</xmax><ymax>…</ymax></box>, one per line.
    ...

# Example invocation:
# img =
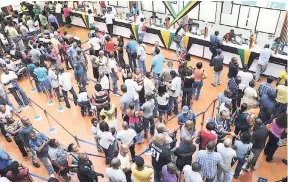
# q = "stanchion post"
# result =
<box><xmin>43</xmin><ymin>109</ymin><xmax>57</xmax><ymax>134</ymax></box>
<box><xmin>211</xmin><ymin>99</ymin><xmax>216</xmax><ymax>118</ymax></box>
<box><xmin>29</xmin><ymin>100</ymin><xmax>42</xmax><ymax>121</ymax></box>
<box><xmin>74</xmin><ymin>136</ymin><xmax>81</xmax><ymax>148</ymax></box>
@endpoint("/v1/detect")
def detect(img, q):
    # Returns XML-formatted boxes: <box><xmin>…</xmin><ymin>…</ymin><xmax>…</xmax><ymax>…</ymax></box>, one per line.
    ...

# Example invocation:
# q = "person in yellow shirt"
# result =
<box><xmin>278</xmin><ymin>66</ymin><xmax>288</xmax><ymax>85</ymax></box>
<box><xmin>276</xmin><ymin>80</ymin><xmax>288</xmax><ymax>108</ymax></box>
<box><xmin>131</xmin><ymin>156</ymin><xmax>154</xmax><ymax>182</ymax></box>
<box><xmin>100</xmin><ymin>103</ymin><xmax>117</xmax><ymax>128</ymax></box>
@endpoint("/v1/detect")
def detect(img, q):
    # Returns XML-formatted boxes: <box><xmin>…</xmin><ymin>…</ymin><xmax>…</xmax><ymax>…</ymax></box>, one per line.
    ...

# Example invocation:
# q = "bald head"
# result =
<box><xmin>156</xmin><ymin>123</ymin><xmax>166</xmax><ymax>133</ymax></box>
<box><xmin>110</xmin><ymin>158</ymin><xmax>121</xmax><ymax>169</ymax></box>
<box><xmin>156</xmin><ymin>133</ymin><xmax>166</xmax><ymax>145</ymax></box>
<box><xmin>207</xmin><ymin>141</ymin><xmax>216</xmax><ymax>151</ymax></box>
<box><xmin>223</xmin><ymin>138</ymin><xmax>232</xmax><ymax>147</ymax></box>
<box><xmin>167</xmin><ymin>162</ymin><xmax>177</xmax><ymax>174</ymax></box>
<box><xmin>122</xmin><ymin>121</ymin><xmax>129</xmax><ymax>130</ymax></box>
<box><xmin>183</xmin><ymin>136</ymin><xmax>192</xmax><ymax>145</ymax></box>
<box><xmin>185</xmin><ymin>120</ymin><xmax>194</xmax><ymax>130</ymax></box>
<box><xmin>78</xmin><ymin>153</ymin><xmax>88</xmax><ymax>162</ymax></box>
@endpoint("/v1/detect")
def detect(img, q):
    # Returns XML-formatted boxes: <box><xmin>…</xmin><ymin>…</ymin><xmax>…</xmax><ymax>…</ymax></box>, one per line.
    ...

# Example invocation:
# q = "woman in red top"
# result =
<box><xmin>63</xmin><ymin>4</ymin><xmax>71</xmax><ymax>28</ymax></box>
<box><xmin>6</xmin><ymin>161</ymin><xmax>32</xmax><ymax>182</ymax></box>
<box><xmin>104</xmin><ymin>36</ymin><xmax>118</xmax><ymax>61</ymax></box>
<box><xmin>198</xmin><ymin>122</ymin><xmax>217</xmax><ymax>150</ymax></box>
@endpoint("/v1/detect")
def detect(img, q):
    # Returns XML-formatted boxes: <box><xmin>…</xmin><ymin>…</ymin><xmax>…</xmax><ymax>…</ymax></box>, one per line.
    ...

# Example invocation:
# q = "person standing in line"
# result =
<box><xmin>88</xmin><ymin>33</ymin><xmax>102</xmax><ymax>57</ymax></box>
<box><xmin>149</xmin><ymin>133</ymin><xmax>172</xmax><ymax>182</ymax></box>
<box><xmin>197</xmin><ymin>122</ymin><xmax>217</xmax><ymax>150</ymax></box>
<box><xmin>117</xmin><ymin>122</ymin><xmax>136</xmax><ymax>160</ymax></box>
<box><xmin>104</xmin><ymin>9</ymin><xmax>115</xmax><ymax>36</ymax></box>
<box><xmin>29</xmin><ymin>131</ymin><xmax>55</xmax><ymax>178</ymax></box>
<box><xmin>167</xmin><ymin>70</ymin><xmax>181</xmax><ymax>115</ymax></box>
<box><xmin>160</xmin><ymin>61</ymin><xmax>179</xmax><ymax>83</ymax></box>
<box><xmin>255</xmin><ymin>44</ymin><xmax>272</xmax><ymax>81</ymax></box>
<box><xmin>0</xmin><ymin>83</ymin><xmax>19</xmax><ymax>113</ymax></box>
<box><xmin>182</xmin><ymin>162</ymin><xmax>202</xmax><ymax>182</ymax></box>
<box><xmin>29</xmin><ymin>44</ymin><xmax>41</xmax><ymax>63</ymax></box>
<box><xmin>117</xmin><ymin>36</ymin><xmax>125</xmax><ymax>68</ymax></box>
<box><xmin>126</xmin><ymin>34</ymin><xmax>138</xmax><ymax>71</ymax></box>
<box><xmin>141</xmin><ymin>93</ymin><xmax>155</xmax><ymax>139</ymax></box>
<box><xmin>161</xmin><ymin>163</ymin><xmax>178</xmax><ymax>182</ymax></box>
<box><xmin>151</xmin><ymin>48</ymin><xmax>165</xmax><ymax>89</ymax></box>
<box><xmin>216</xmin><ymin>138</ymin><xmax>236</xmax><ymax>182</ymax></box>
<box><xmin>19</xmin><ymin>116</ymin><xmax>40</xmax><ymax>168</ymax></box>
<box><xmin>55</xmin><ymin>2</ymin><xmax>63</xmax><ymax>26</ymax></box>
<box><xmin>237</xmin><ymin>65</ymin><xmax>254</xmax><ymax>90</ymax></box>
<box><xmin>48</xmin><ymin>66</ymin><xmax>62</xmax><ymax>102</ymax></box>
<box><xmin>264</xmin><ymin>113</ymin><xmax>287</xmax><ymax>163</ymax></box>
<box><xmin>137</xmin><ymin>40</ymin><xmax>147</xmax><ymax>74</ymax></box>
<box><xmin>231</xmin><ymin>132</ymin><xmax>252</xmax><ymax>179</ymax></box>
<box><xmin>73</xmin><ymin>49</ymin><xmax>88</xmax><ymax>88</ymax></box>
<box><xmin>195</xmin><ymin>141</ymin><xmax>224</xmax><ymax>182</ymax></box>
<box><xmin>275</xmin><ymin>80</ymin><xmax>288</xmax><ymax>113</ymax></box>
<box><xmin>182</xmin><ymin>69</ymin><xmax>194</xmax><ymax>107</ymax></box>
<box><xmin>0</xmin><ymin>146</ymin><xmax>14</xmax><ymax>177</ymax></box>
<box><xmin>4</xmin><ymin>115</ymin><xmax>28</xmax><ymax>160</ymax></box>
<box><xmin>119</xmin><ymin>85</ymin><xmax>134</xmax><ymax>118</ymax></box>
<box><xmin>227</xmin><ymin>76</ymin><xmax>242</xmax><ymax>113</ymax></box>
<box><xmin>138</xmin><ymin>18</ymin><xmax>146</xmax><ymax>42</ymax></box>
<box><xmin>174</xmin><ymin>136</ymin><xmax>196</xmax><ymax>171</ymax></box>
<box><xmin>117</xmin><ymin>144</ymin><xmax>132</xmax><ymax>182</ymax></box>
<box><xmin>227</xmin><ymin>57</ymin><xmax>239</xmax><ymax>79</ymax></box>
<box><xmin>124</xmin><ymin>73</ymin><xmax>142</xmax><ymax>111</ymax></box>
<box><xmin>33</xmin><ymin>62</ymin><xmax>53</xmax><ymax>97</ymax></box>
<box><xmin>58</xmin><ymin>68</ymin><xmax>78</xmax><ymax>108</ymax></box>
<box><xmin>77</xmin><ymin>153</ymin><xmax>104</xmax><ymax>182</ymax></box>
<box><xmin>257</xmin><ymin>76</ymin><xmax>275</xmax><ymax>97</ymax></box>
<box><xmin>39</xmin><ymin>11</ymin><xmax>48</xmax><ymax>27</ymax></box>
<box><xmin>108</xmin><ymin>52</ymin><xmax>121</xmax><ymax>96</ymax></box>
<box><xmin>1</xmin><ymin>67</ymin><xmax>30</xmax><ymax>108</ymax></box>
<box><xmin>152</xmin><ymin>41</ymin><xmax>162</xmax><ymax>56</ymax></box>
<box><xmin>105</xmin><ymin>158</ymin><xmax>127</xmax><ymax>182</ymax></box>
<box><xmin>48</xmin><ymin>13</ymin><xmax>59</xmax><ymax>31</ymax></box>
<box><xmin>209</xmin><ymin>31</ymin><xmax>223</xmax><ymax>63</ymax></box>
<box><xmin>258</xmin><ymin>90</ymin><xmax>276</xmax><ymax>123</ymax></box>
<box><xmin>156</xmin><ymin>84</ymin><xmax>169</xmax><ymax>123</ymax></box>
<box><xmin>178</xmin><ymin>106</ymin><xmax>197</xmax><ymax>130</ymax></box>
<box><xmin>211</xmin><ymin>49</ymin><xmax>224</xmax><ymax>86</ymax></box>
<box><xmin>241</xmin><ymin>81</ymin><xmax>259</xmax><ymax>109</ymax></box>
<box><xmin>131</xmin><ymin>156</ymin><xmax>153</xmax><ymax>182</ymax></box>
<box><xmin>243</xmin><ymin>118</ymin><xmax>268</xmax><ymax>172</ymax></box>
<box><xmin>193</xmin><ymin>62</ymin><xmax>207</xmax><ymax>100</ymax></box>
<box><xmin>98</xmin><ymin>122</ymin><xmax>115</xmax><ymax>165</ymax></box>
<box><xmin>63</xmin><ymin>5</ymin><xmax>72</xmax><ymax>28</ymax></box>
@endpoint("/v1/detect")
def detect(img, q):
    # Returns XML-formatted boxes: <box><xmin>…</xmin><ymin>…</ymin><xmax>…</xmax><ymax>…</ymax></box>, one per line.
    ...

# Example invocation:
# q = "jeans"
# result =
<box><xmin>153</xmin><ymin>73</ymin><xmax>160</xmax><ymax>89</ymax></box>
<box><xmin>193</xmin><ymin>81</ymin><xmax>203</xmax><ymax>100</ymax></box>
<box><xmin>264</xmin><ymin>131</ymin><xmax>279</xmax><ymax>162</ymax></box>
<box><xmin>232</xmin><ymin>126</ymin><xmax>249</xmax><ymax>144</ymax></box>
<box><xmin>138</xmin><ymin>32</ymin><xmax>144</xmax><ymax>42</ymax></box>
<box><xmin>209</xmin><ymin>45</ymin><xmax>217</xmax><ymax>63</ymax></box>
<box><xmin>118</xmin><ymin>51</ymin><xmax>125</xmax><ymax>68</ymax></box>
<box><xmin>106</xmin><ymin>24</ymin><xmax>113</xmax><ymax>36</ymax></box>
<box><xmin>128</xmin><ymin>52</ymin><xmax>137</xmax><ymax>71</ymax></box>
<box><xmin>246</xmin><ymin>148</ymin><xmax>263</xmax><ymax>169</ymax></box>
<box><xmin>39</xmin><ymin>154</ymin><xmax>54</xmax><ymax>175</ymax></box>
<box><xmin>143</xmin><ymin>116</ymin><xmax>155</xmax><ymax>135</ymax></box>
<box><xmin>103</xmin><ymin>144</ymin><xmax>113</xmax><ymax>165</ymax></box>
<box><xmin>13</xmin><ymin>135</ymin><xmax>28</xmax><ymax>157</ymax></box>
<box><xmin>62</xmin><ymin>87</ymin><xmax>78</xmax><ymax>107</ymax></box>
<box><xmin>75</xmin><ymin>70</ymin><xmax>87</xmax><ymax>87</ymax></box>
<box><xmin>182</xmin><ymin>89</ymin><xmax>192</xmax><ymax>107</ymax></box>
<box><xmin>176</xmin><ymin>39</ymin><xmax>184</xmax><ymax>55</ymax></box>
<box><xmin>110</xmin><ymin>72</ymin><xmax>118</xmax><ymax>94</ymax></box>
<box><xmin>231</xmin><ymin>157</ymin><xmax>246</xmax><ymax>177</ymax></box>
<box><xmin>4</xmin><ymin>94</ymin><xmax>18</xmax><ymax>112</ymax></box>
<box><xmin>55</xmin><ymin>13</ymin><xmax>63</xmax><ymax>25</ymax></box>
<box><xmin>8</xmin><ymin>86</ymin><xmax>29</xmax><ymax>106</ymax></box>
<box><xmin>255</xmin><ymin>64</ymin><xmax>268</xmax><ymax>81</ymax></box>
<box><xmin>216</xmin><ymin>167</ymin><xmax>231</xmax><ymax>182</ymax></box>
<box><xmin>168</xmin><ymin>96</ymin><xmax>179</xmax><ymax>114</ymax></box>
<box><xmin>53</xmin><ymin>87</ymin><xmax>61</xmax><ymax>102</ymax></box>
<box><xmin>213</xmin><ymin>71</ymin><xmax>222</xmax><ymax>85</ymax></box>
<box><xmin>138</xmin><ymin>59</ymin><xmax>146</xmax><ymax>74</ymax></box>
<box><xmin>30</xmin><ymin>148</ymin><xmax>37</xmax><ymax>163</ymax></box>
<box><xmin>154</xmin><ymin>170</ymin><xmax>161</xmax><ymax>182</ymax></box>
<box><xmin>94</xmin><ymin>136</ymin><xmax>102</xmax><ymax>150</ymax></box>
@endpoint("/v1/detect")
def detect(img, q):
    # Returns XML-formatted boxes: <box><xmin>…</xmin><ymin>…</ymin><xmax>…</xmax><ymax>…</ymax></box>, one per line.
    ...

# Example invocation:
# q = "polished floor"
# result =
<box><xmin>0</xmin><ymin>25</ymin><xmax>286</xmax><ymax>182</ymax></box>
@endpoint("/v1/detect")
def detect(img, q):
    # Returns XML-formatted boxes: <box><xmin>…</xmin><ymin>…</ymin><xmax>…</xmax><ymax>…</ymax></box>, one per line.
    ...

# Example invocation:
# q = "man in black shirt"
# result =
<box><xmin>149</xmin><ymin>133</ymin><xmax>172</xmax><ymax>182</ymax></box>
<box><xmin>77</xmin><ymin>153</ymin><xmax>104</xmax><ymax>182</ymax></box>
<box><xmin>174</xmin><ymin>136</ymin><xmax>196</xmax><ymax>171</ymax></box>
<box><xmin>227</xmin><ymin>57</ymin><xmax>239</xmax><ymax>79</ymax></box>
<box><xmin>244</xmin><ymin>118</ymin><xmax>268</xmax><ymax>172</ymax></box>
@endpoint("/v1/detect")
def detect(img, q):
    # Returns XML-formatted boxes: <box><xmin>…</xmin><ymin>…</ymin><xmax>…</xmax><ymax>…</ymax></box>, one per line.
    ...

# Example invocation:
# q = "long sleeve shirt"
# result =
<box><xmin>48</xmin><ymin>15</ymin><xmax>59</xmax><ymax>26</ymax></box>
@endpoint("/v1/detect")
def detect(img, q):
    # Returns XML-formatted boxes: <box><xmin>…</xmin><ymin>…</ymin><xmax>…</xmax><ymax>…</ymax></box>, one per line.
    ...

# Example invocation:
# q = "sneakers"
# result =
<box><xmin>251</xmin><ymin>166</ymin><xmax>256</xmax><ymax>171</ymax></box>
<box><xmin>33</xmin><ymin>161</ymin><xmax>40</xmax><ymax>168</ymax></box>
<box><xmin>211</xmin><ymin>83</ymin><xmax>216</xmax><ymax>87</ymax></box>
<box><xmin>49</xmin><ymin>174</ymin><xmax>55</xmax><ymax>178</ymax></box>
<box><xmin>5</xmin><ymin>136</ymin><xmax>12</xmax><ymax>142</ymax></box>
<box><xmin>242</xmin><ymin>167</ymin><xmax>250</xmax><ymax>172</ymax></box>
<box><xmin>113</xmin><ymin>93</ymin><xmax>121</xmax><ymax>97</ymax></box>
<box><xmin>233</xmin><ymin>175</ymin><xmax>239</xmax><ymax>179</ymax></box>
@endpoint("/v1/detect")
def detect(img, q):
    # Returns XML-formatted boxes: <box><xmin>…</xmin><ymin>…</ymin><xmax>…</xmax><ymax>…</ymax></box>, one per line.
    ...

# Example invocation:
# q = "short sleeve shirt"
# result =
<box><xmin>29</xmin><ymin>133</ymin><xmax>49</xmax><ymax>157</ymax></box>
<box><xmin>49</xmin><ymin>146</ymin><xmax>68</xmax><ymax>166</ymax></box>
<box><xmin>170</xmin><ymin>76</ymin><xmax>181</xmax><ymax>97</ymax></box>
<box><xmin>0</xmin><ymin>105</ymin><xmax>13</xmax><ymax>124</ymax></box>
<box><xmin>131</xmin><ymin>164</ymin><xmax>153</xmax><ymax>182</ymax></box>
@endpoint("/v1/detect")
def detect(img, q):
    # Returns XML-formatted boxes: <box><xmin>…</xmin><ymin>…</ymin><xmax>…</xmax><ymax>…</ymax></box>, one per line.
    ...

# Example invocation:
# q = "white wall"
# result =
<box><xmin>188</xmin><ymin>2</ymin><xmax>287</xmax><ymax>48</ymax></box>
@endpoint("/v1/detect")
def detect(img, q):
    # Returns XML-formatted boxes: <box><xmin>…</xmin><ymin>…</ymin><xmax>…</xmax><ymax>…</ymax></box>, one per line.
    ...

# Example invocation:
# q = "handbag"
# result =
<box><xmin>173</xmin><ymin>34</ymin><xmax>182</xmax><ymax>44</ymax></box>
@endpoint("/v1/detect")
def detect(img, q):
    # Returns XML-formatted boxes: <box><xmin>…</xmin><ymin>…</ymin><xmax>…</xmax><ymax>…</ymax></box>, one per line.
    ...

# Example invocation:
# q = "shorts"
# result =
<box><xmin>39</xmin><ymin>78</ymin><xmax>52</xmax><ymax>91</ymax></box>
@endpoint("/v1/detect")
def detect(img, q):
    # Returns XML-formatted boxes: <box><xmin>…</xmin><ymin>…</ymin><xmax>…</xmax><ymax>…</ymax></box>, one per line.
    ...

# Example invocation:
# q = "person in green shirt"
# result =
<box><xmin>39</xmin><ymin>11</ymin><xmax>48</xmax><ymax>27</ymax></box>
<box><xmin>33</xmin><ymin>6</ymin><xmax>40</xmax><ymax>17</ymax></box>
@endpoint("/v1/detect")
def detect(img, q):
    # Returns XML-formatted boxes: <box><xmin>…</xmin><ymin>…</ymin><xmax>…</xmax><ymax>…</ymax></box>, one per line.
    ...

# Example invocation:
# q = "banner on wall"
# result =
<box><xmin>237</xmin><ymin>48</ymin><xmax>252</xmax><ymax>66</ymax></box>
<box><xmin>81</xmin><ymin>13</ymin><xmax>89</xmax><ymax>28</ymax></box>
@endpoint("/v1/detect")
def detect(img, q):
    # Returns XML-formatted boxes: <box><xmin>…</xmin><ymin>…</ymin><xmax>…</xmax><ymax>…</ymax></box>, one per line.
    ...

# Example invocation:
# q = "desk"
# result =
<box><xmin>69</xmin><ymin>11</ymin><xmax>287</xmax><ymax>78</ymax></box>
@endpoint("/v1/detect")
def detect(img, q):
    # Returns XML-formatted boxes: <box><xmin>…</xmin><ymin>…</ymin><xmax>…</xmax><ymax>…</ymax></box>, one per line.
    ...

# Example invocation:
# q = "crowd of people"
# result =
<box><xmin>0</xmin><ymin>1</ymin><xmax>287</xmax><ymax>182</ymax></box>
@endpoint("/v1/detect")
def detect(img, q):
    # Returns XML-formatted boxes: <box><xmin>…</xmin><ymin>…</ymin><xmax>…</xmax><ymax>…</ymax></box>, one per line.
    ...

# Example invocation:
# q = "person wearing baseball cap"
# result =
<box><xmin>178</xmin><ymin>105</ymin><xmax>196</xmax><ymax>130</ymax></box>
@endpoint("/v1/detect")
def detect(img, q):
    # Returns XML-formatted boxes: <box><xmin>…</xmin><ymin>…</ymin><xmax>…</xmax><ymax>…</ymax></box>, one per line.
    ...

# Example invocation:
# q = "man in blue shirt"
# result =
<box><xmin>33</xmin><ymin>62</ymin><xmax>52</xmax><ymax>97</ymax></box>
<box><xmin>258</xmin><ymin>90</ymin><xmax>276</xmax><ymax>124</ymax></box>
<box><xmin>125</xmin><ymin>34</ymin><xmax>138</xmax><ymax>71</ymax></box>
<box><xmin>209</xmin><ymin>31</ymin><xmax>223</xmax><ymax>63</ymax></box>
<box><xmin>131</xmin><ymin>3</ymin><xmax>139</xmax><ymax>16</ymax></box>
<box><xmin>29</xmin><ymin>132</ymin><xmax>55</xmax><ymax>177</ymax></box>
<box><xmin>178</xmin><ymin>106</ymin><xmax>196</xmax><ymax>129</ymax></box>
<box><xmin>0</xmin><ymin>146</ymin><xmax>13</xmax><ymax>176</ymax></box>
<box><xmin>151</xmin><ymin>48</ymin><xmax>165</xmax><ymax>89</ymax></box>
<box><xmin>66</xmin><ymin>42</ymin><xmax>78</xmax><ymax>69</ymax></box>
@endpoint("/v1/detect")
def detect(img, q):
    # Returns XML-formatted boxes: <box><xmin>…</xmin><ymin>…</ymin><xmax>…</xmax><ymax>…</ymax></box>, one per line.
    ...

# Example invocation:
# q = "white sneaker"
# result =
<box><xmin>50</xmin><ymin>174</ymin><xmax>55</xmax><ymax>178</ymax></box>
<box><xmin>113</xmin><ymin>93</ymin><xmax>121</xmax><ymax>97</ymax></box>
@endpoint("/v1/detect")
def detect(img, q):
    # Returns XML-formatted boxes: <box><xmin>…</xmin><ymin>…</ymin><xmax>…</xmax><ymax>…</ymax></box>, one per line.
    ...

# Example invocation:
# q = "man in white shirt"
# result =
<box><xmin>216</xmin><ymin>138</ymin><xmax>236</xmax><ymax>182</ymax></box>
<box><xmin>99</xmin><ymin>72</ymin><xmax>109</xmax><ymax>92</ymax></box>
<box><xmin>58</xmin><ymin>69</ymin><xmax>78</xmax><ymax>108</ymax></box>
<box><xmin>117</xmin><ymin>122</ymin><xmax>136</xmax><ymax>159</ymax></box>
<box><xmin>105</xmin><ymin>158</ymin><xmax>127</xmax><ymax>182</ymax></box>
<box><xmin>168</xmin><ymin>70</ymin><xmax>181</xmax><ymax>115</ymax></box>
<box><xmin>255</xmin><ymin>44</ymin><xmax>272</xmax><ymax>81</ymax></box>
<box><xmin>183</xmin><ymin>162</ymin><xmax>203</xmax><ymax>182</ymax></box>
<box><xmin>104</xmin><ymin>10</ymin><xmax>115</xmax><ymax>36</ymax></box>
<box><xmin>237</xmin><ymin>64</ymin><xmax>253</xmax><ymax>90</ymax></box>
<box><xmin>29</xmin><ymin>44</ymin><xmax>41</xmax><ymax>63</ymax></box>
<box><xmin>55</xmin><ymin>2</ymin><xmax>63</xmax><ymax>25</ymax></box>
<box><xmin>125</xmin><ymin>73</ymin><xmax>142</xmax><ymax>111</ymax></box>
<box><xmin>1</xmin><ymin>67</ymin><xmax>29</xmax><ymax>107</ymax></box>
<box><xmin>117</xmin><ymin>144</ymin><xmax>132</xmax><ymax>182</ymax></box>
<box><xmin>144</xmin><ymin>72</ymin><xmax>156</xmax><ymax>96</ymax></box>
<box><xmin>88</xmin><ymin>33</ymin><xmax>101</xmax><ymax>56</ymax></box>
<box><xmin>0</xmin><ymin>104</ymin><xmax>20</xmax><ymax>142</ymax></box>
<box><xmin>137</xmin><ymin>41</ymin><xmax>147</xmax><ymax>74</ymax></box>
<box><xmin>48</xmin><ymin>66</ymin><xmax>61</xmax><ymax>102</ymax></box>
